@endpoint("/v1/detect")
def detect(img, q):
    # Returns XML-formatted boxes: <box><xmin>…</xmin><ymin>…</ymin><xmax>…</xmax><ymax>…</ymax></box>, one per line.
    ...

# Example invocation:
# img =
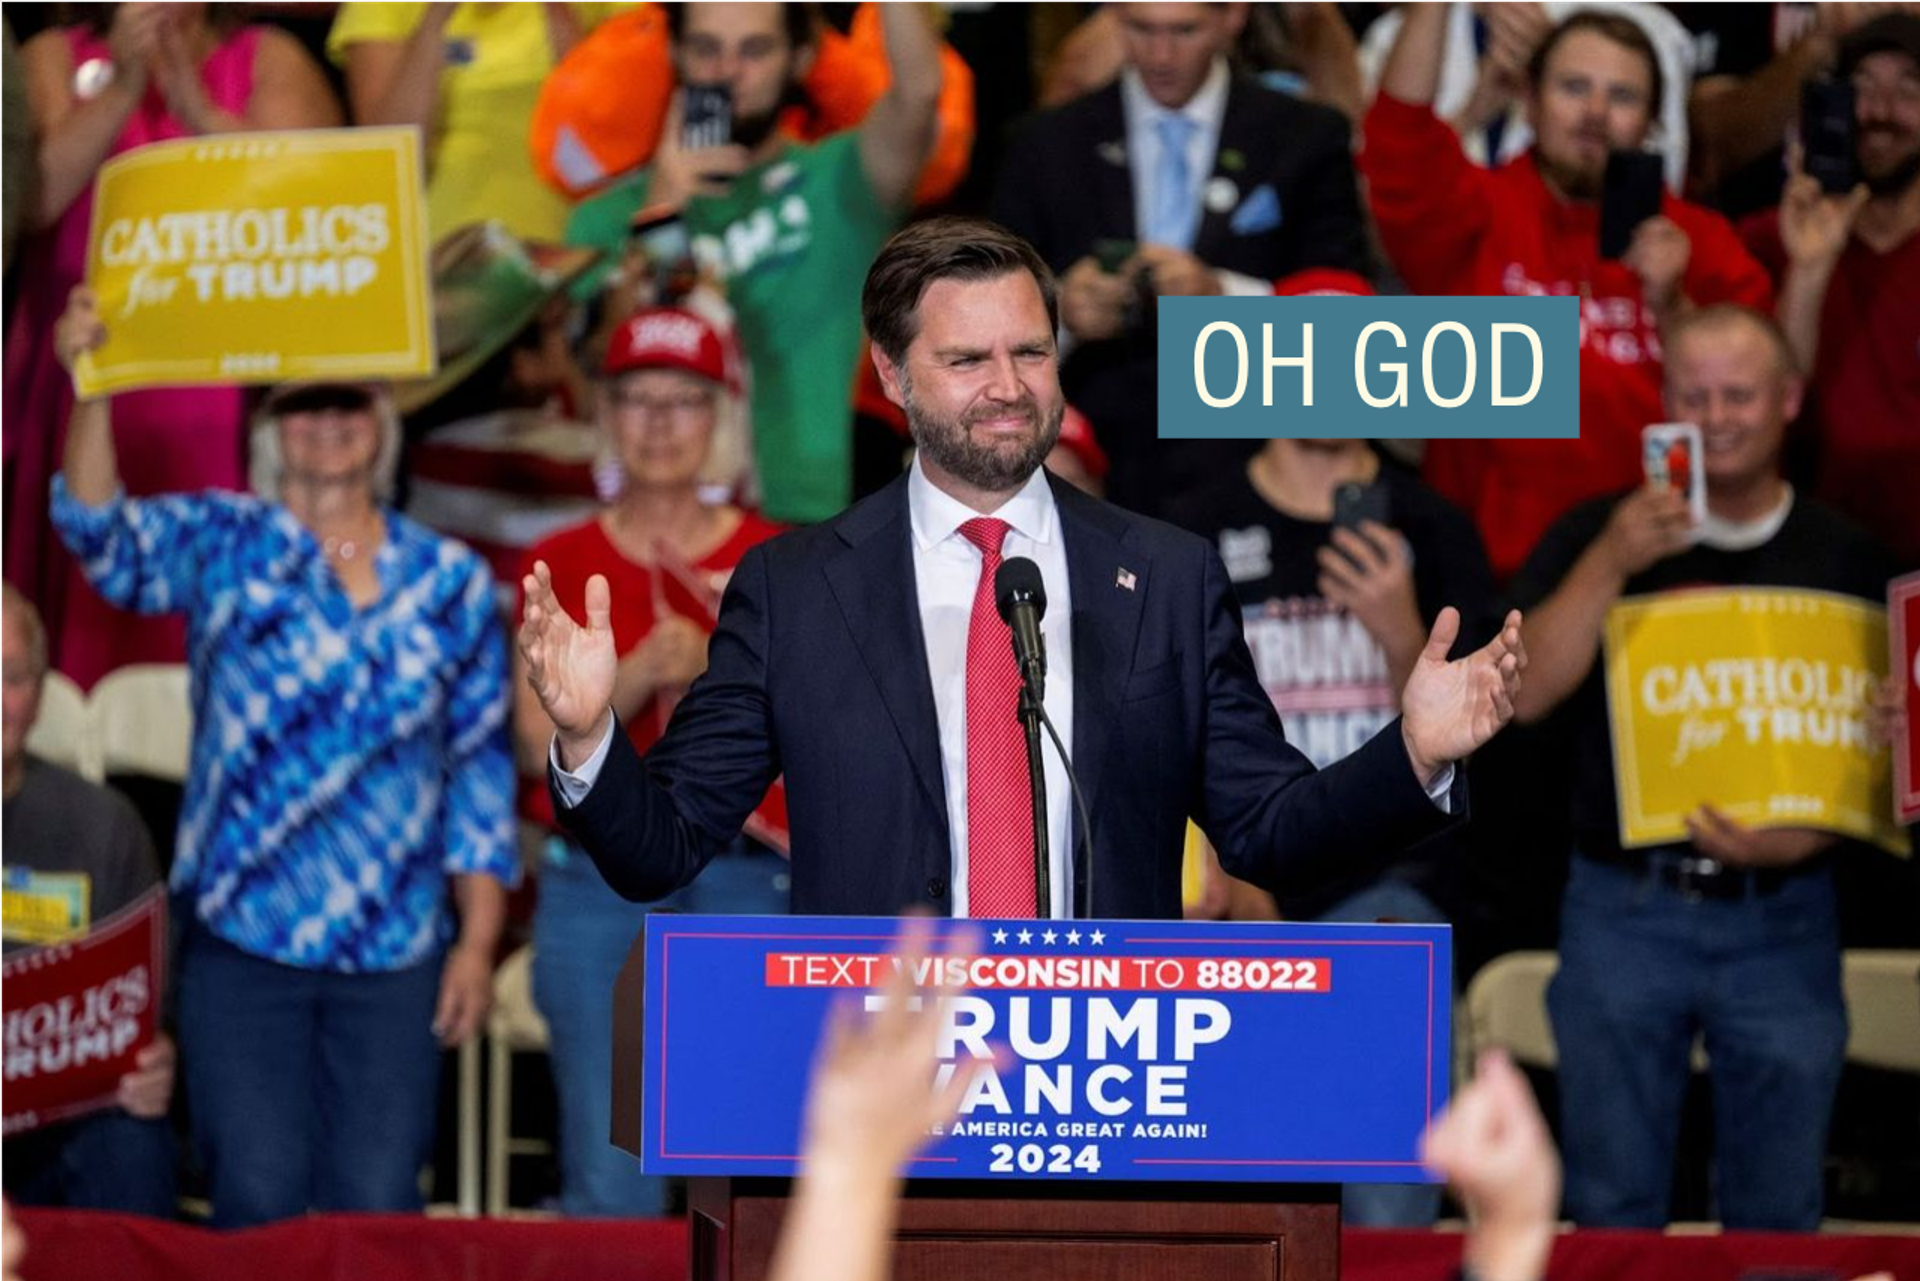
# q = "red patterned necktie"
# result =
<box><xmin>959</xmin><ymin>516</ymin><xmax>1035</xmax><ymax>918</ymax></box>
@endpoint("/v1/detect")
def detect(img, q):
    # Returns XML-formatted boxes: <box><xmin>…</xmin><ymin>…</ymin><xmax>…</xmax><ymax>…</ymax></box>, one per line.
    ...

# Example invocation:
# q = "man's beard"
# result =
<box><xmin>904</xmin><ymin>378</ymin><xmax>1065</xmax><ymax>494</ymax></box>
<box><xmin>731</xmin><ymin>105</ymin><xmax>783</xmax><ymax>149</ymax></box>
<box><xmin>1860</xmin><ymin>128</ymin><xmax>1920</xmax><ymax>197</ymax></box>
<box><xmin>1535</xmin><ymin>148</ymin><xmax>1605</xmax><ymax>200</ymax></box>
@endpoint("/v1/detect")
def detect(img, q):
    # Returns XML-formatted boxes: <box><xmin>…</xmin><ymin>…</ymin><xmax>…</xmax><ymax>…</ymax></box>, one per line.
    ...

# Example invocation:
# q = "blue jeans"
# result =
<box><xmin>1548</xmin><ymin>855</ymin><xmax>1846</xmax><ymax>1229</ymax></box>
<box><xmin>175</xmin><ymin>927</ymin><xmax>444</xmax><ymax>1227</ymax></box>
<box><xmin>1312</xmin><ymin>878</ymin><xmax>1447</xmax><ymax>1228</ymax></box>
<box><xmin>3</xmin><ymin>1108</ymin><xmax>177</xmax><ymax>1217</ymax></box>
<box><xmin>532</xmin><ymin>837</ymin><xmax>789</xmax><ymax>1218</ymax></box>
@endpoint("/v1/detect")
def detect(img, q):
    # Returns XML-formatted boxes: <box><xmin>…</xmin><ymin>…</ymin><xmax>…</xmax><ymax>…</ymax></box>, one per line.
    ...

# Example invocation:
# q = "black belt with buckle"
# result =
<box><xmin>1589</xmin><ymin>850</ymin><xmax>1809</xmax><ymax>900</ymax></box>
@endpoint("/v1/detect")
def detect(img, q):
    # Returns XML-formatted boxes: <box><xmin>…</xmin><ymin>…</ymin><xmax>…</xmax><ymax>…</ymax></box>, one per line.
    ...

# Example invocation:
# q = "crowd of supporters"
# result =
<box><xmin>2</xmin><ymin>0</ymin><xmax>1915</xmax><ymax>1240</ymax></box>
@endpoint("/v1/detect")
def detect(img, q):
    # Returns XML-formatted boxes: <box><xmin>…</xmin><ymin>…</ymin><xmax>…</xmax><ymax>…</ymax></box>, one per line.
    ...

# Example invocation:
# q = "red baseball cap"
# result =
<box><xmin>1053</xmin><ymin>404</ymin><xmax>1109</xmax><ymax>479</ymax></box>
<box><xmin>602</xmin><ymin>307</ymin><xmax>740</xmax><ymax>393</ymax></box>
<box><xmin>1272</xmin><ymin>268</ymin><xmax>1377</xmax><ymax>297</ymax></box>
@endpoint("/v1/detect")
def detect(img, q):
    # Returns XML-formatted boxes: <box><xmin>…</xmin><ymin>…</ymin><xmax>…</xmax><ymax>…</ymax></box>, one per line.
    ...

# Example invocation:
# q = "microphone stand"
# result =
<box><xmin>1016</xmin><ymin>661</ymin><xmax>1050</xmax><ymax>918</ymax></box>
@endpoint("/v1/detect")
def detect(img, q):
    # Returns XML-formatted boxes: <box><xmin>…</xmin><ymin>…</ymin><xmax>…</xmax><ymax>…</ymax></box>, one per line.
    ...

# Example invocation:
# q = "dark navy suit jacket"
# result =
<box><xmin>556</xmin><ymin>473</ymin><xmax>1461</xmax><ymax>919</ymax></box>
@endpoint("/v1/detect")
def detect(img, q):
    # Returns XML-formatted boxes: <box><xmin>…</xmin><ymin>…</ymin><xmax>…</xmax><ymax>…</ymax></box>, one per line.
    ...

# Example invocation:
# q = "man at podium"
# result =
<box><xmin>519</xmin><ymin>217</ymin><xmax>1526</xmax><ymax>920</ymax></box>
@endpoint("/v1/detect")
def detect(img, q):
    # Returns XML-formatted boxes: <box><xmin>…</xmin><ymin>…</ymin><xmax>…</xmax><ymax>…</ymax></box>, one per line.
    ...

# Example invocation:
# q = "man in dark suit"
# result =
<box><xmin>991</xmin><ymin>2</ymin><xmax>1373</xmax><ymax>516</ymax></box>
<box><xmin>519</xmin><ymin>218</ymin><xmax>1526</xmax><ymax>921</ymax></box>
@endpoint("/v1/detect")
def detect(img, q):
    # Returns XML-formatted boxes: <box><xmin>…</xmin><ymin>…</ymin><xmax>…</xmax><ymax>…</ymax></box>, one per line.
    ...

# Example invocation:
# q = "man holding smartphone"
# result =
<box><xmin>1749</xmin><ymin>13</ymin><xmax>1920</xmax><ymax>568</ymax></box>
<box><xmin>1366</xmin><ymin>3</ymin><xmax>1772</xmax><ymax>582</ymax></box>
<box><xmin>566</xmin><ymin>3</ymin><xmax>944</xmax><ymax>526</ymax></box>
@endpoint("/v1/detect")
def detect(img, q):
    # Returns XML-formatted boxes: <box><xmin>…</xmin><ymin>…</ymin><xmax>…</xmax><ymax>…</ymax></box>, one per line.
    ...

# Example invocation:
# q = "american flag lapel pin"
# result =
<box><xmin>1116</xmin><ymin>567</ymin><xmax>1137</xmax><ymax>592</ymax></box>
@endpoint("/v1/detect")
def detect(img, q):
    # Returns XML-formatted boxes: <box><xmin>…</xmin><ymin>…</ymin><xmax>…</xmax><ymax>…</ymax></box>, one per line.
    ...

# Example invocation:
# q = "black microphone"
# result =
<box><xmin>990</xmin><ymin>556</ymin><xmax>1098</xmax><ymax>920</ymax></box>
<box><xmin>994</xmin><ymin>556</ymin><xmax>1047</xmax><ymax>688</ymax></box>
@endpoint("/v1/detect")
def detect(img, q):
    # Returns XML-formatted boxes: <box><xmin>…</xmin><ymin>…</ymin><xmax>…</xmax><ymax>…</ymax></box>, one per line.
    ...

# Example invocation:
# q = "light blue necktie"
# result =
<box><xmin>1147</xmin><ymin>113</ymin><xmax>1199</xmax><ymax>249</ymax></box>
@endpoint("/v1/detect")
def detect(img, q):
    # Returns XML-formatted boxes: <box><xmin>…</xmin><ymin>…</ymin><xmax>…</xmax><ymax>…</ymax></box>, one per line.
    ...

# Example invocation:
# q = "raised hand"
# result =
<box><xmin>649</xmin><ymin>88</ymin><xmax>752</xmax><ymax>208</ymax></box>
<box><xmin>797</xmin><ymin>917</ymin><xmax>993</xmax><ymax>1177</ymax></box>
<box><xmin>1421</xmin><ymin>1049</ymin><xmax>1560</xmax><ymax>1281</ymax></box>
<box><xmin>1779</xmin><ymin>145</ymin><xmax>1869</xmax><ymax>270</ymax></box>
<box><xmin>1597</xmin><ymin>483</ymin><xmax>1694</xmax><ymax>580</ymax></box>
<box><xmin>1400</xmin><ymin>607</ymin><xmax>1527</xmax><ymax>783</ymax></box>
<box><xmin>1317</xmin><ymin>520</ymin><xmax>1425</xmax><ymax>688</ymax></box>
<box><xmin>518</xmin><ymin>561</ymin><xmax>618</xmax><ymax>767</ymax></box>
<box><xmin>1623</xmin><ymin>215</ymin><xmax>1693</xmax><ymax>320</ymax></box>
<box><xmin>54</xmin><ymin>285</ymin><xmax>107</xmax><ymax>376</ymax></box>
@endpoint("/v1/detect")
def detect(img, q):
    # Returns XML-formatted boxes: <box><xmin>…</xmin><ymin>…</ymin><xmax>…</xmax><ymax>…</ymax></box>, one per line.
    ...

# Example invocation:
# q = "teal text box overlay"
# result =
<box><xmin>1156</xmin><ymin>296</ymin><xmax>1580</xmax><ymax>439</ymax></box>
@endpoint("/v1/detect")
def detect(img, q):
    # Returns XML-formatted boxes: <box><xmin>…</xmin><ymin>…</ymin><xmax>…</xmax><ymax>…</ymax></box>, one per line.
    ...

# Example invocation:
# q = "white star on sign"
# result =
<box><xmin>1042</xmin><ymin>929</ymin><xmax>1058</xmax><ymax>945</ymax></box>
<box><xmin>1089</xmin><ymin>930</ymin><xmax>1107</xmax><ymax>946</ymax></box>
<box><xmin>991</xmin><ymin>929</ymin><xmax>1008</xmax><ymax>945</ymax></box>
<box><xmin>1065</xmin><ymin>929</ymin><xmax>1082</xmax><ymax>945</ymax></box>
<box><xmin>1017</xmin><ymin>929</ymin><xmax>1033</xmax><ymax>945</ymax></box>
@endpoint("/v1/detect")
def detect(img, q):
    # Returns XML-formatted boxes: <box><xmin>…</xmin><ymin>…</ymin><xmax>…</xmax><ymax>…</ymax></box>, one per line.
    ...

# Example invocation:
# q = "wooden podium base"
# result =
<box><xmin>688</xmin><ymin>1177</ymin><xmax>1339</xmax><ymax>1281</ymax></box>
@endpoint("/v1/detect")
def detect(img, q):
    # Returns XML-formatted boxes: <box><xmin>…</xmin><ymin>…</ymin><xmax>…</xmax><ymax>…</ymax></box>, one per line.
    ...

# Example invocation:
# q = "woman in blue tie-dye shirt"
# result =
<box><xmin>49</xmin><ymin>287</ymin><xmax>519</xmax><ymax>1228</ymax></box>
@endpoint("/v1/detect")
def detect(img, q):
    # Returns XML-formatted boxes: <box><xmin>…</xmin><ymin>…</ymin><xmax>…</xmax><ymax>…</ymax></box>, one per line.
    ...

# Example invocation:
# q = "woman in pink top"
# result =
<box><xmin>7</xmin><ymin>4</ymin><xmax>339</xmax><ymax>687</ymax></box>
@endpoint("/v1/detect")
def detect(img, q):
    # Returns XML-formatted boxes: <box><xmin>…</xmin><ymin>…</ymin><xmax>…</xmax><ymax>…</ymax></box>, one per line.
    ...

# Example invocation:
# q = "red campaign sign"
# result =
<box><xmin>1894</xmin><ymin>573</ymin><xmax>1920</xmax><ymax>825</ymax></box>
<box><xmin>2</xmin><ymin>888</ymin><xmax>166</xmax><ymax>1135</ymax></box>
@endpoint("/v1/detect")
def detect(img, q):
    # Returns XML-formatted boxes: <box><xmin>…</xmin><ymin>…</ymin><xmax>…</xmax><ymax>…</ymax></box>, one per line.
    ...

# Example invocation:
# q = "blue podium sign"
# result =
<box><xmin>640</xmin><ymin>915</ymin><xmax>1450</xmax><ymax>1184</ymax></box>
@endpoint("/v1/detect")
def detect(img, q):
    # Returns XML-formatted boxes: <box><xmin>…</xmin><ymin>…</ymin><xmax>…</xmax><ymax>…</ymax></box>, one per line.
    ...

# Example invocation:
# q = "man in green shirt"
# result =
<box><xmin>568</xmin><ymin>3</ymin><xmax>943</xmax><ymax>524</ymax></box>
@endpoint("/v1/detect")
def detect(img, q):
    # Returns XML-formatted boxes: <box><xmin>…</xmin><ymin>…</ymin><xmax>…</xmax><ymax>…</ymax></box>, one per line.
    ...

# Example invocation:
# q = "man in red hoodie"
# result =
<box><xmin>1364</xmin><ymin>4</ymin><xmax>1773</xmax><ymax>581</ymax></box>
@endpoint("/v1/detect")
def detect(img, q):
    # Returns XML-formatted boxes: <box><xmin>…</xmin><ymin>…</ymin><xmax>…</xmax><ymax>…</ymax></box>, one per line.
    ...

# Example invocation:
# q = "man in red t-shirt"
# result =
<box><xmin>1364</xmin><ymin>4</ymin><xmax>1773</xmax><ymax>580</ymax></box>
<box><xmin>1749</xmin><ymin>13</ymin><xmax>1920</xmax><ymax>568</ymax></box>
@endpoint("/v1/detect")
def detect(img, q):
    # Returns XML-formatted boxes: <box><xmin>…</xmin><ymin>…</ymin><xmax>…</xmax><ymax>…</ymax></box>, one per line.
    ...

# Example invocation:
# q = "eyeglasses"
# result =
<box><xmin>608</xmin><ymin>391</ymin><xmax>716</xmax><ymax>423</ymax></box>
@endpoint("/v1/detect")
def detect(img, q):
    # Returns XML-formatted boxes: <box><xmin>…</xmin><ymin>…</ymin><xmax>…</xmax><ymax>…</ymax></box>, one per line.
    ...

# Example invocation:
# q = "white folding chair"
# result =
<box><xmin>1842</xmin><ymin>950</ymin><xmax>1920</xmax><ymax>1074</ymax></box>
<box><xmin>485</xmin><ymin>946</ymin><xmax>553</xmax><ymax>1216</ymax></box>
<box><xmin>1463</xmin><ymin>950</ymin><xmax>1561</xmax><ymax>1070</ymax></box>
<box><xmin>23</xmin><ymin>670</ymin><xmax>99</xmax><ymax>780</ymax></box>
<box><xmin>90</xmin><ymin>663</ymin><xmax>191</xmax><ymax>781</ymax></box>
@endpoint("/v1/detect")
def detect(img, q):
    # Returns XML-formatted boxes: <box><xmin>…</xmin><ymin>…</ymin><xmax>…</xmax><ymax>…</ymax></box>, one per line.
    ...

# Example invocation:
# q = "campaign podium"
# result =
<box><xmin>613</xmin><ymin>916</ymin><xmax>1449</xmax><ymax>1281</ymax></box>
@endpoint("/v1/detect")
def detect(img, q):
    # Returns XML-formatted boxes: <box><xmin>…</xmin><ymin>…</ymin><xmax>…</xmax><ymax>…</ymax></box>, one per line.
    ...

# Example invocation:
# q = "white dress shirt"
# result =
<box><xmin>906</xmin><ymin>456</ymin><xmax>1076</xmax><ymax>918</ymax></box>
<box><xmin>1119</xmin><ymin>57</ymin><xmax>1273</xmax><ymax>299</ymax></box>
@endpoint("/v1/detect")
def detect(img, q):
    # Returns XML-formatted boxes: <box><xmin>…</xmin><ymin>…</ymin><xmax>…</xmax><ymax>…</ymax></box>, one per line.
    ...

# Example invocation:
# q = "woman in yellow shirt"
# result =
<box><xmin>330</xmin><ymin>3</ymin><xmax>624</xmax><ymax>241</ymax></box>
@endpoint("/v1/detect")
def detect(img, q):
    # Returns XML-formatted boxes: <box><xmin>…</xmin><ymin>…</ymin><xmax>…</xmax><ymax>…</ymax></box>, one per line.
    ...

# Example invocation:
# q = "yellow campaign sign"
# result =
<box><xmin>1605</xmin><ymin>588</ymin><xmax>1907</xmax><ymax>856</ymax></box>
<box><xmin>76</xmin><ymin>127</ymin><xmax>433</xmax><ymax>397</ymax></box>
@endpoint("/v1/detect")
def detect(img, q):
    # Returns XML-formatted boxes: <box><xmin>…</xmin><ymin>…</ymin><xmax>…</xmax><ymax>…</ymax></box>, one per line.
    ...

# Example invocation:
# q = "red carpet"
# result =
<box><xmin>13</xmin><ymin>1208</ymin><xmax>1918</xmax><ymax>1280</ymax></box>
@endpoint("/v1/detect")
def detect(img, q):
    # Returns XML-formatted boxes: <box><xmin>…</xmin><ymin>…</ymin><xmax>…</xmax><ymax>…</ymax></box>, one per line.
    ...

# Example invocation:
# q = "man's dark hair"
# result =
<box><xmin>662</xmin><ymin>2</ymin><xmax>819</xmax><ymax>52</ymax></box>
<box><xmin>1527</xmin><ymin>12</ymin><xmax>1665</xmax><ymax>119</ymax></box>
<box><xmin>862</xmin><ymin>218</ymin><xmax>1059</xmax><ymax>366</ymax></box>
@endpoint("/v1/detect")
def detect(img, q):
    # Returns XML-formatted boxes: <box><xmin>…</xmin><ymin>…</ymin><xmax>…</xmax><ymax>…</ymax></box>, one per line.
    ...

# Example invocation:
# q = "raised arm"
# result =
<box><xmin>537</xmin><ymin>546</ymin><xmax>782</xmax><ymax>902</ymax></box>
<box><xmin>55</xmin><ymin>287</ymin><xmax>120</xmax><ymax>504</ymax></box>
<box><xmin>338</xmin><ymin>3</ymin><xmax>456</xmax><ymax>128</ymax></box>
<box><xmin>1512</xmin><ymin>490</ymin><xmax>1691</xmax><ymax>724</ymax></box>
<box><xmin>22</xmin><ymin>11</ymin><xmax>158</xmax><ymax>230</ymax></box>
<box><xmin>856</xmin><ymin>1</ymin><xmax>943</xmax><ymax>210</ymax></box>
<box><xmin>1376</xmin><ymin>0</ymin><xmax>1450</xmax><ymax>107</ymax></box>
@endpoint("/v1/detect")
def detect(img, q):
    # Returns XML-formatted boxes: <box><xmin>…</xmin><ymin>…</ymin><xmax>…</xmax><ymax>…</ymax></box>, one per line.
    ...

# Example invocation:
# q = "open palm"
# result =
<box><xmin>518</xmin><ymin>561</ymin><xmax>618</xmax><ymax>752</ymax></box>
<box><xmin>1401</xmin><ymin>607</ymin><xmax>1526</xmax><ymax>777</ymax></box>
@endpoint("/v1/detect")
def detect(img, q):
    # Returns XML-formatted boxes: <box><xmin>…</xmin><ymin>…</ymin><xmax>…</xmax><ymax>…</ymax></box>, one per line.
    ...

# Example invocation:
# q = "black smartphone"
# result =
<box><xmin>1092</xmin><ymin>238</ymin><xmax>1137</xmax><ymax>274</ymax></box>
<box><xmin>626</xmin><ymin>206</ymin><xmax>696</xmax><ymax>299</ymax></box>
<box><xmin>1332</xmin><ymin>480</ymin><xmax>1390</xmax><ymax>533</ymax></box>
<box><xmin>1599</xmin><ymin>149</ymin><xmax>1665</xmax><ymax>259</ymax></box>
<box><xmin>1800</xmin><ymin>78</ymin><xmax>1859</xmax><ymax>195</ymax></box>
<box><xmin>680</xmin><ymin>83</ymin><xmax>732</xmax><ymax>150</ymax></box>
